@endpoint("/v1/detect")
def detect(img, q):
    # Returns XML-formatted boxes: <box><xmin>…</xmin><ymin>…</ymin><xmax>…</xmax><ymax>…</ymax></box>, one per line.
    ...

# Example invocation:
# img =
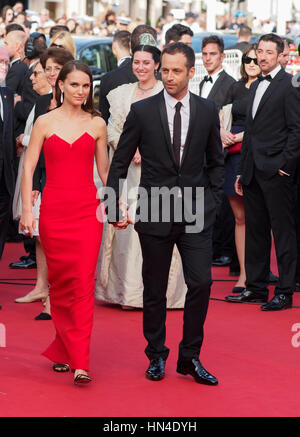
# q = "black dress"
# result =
<box><xmin>223</xmin><ymin>80</ymin><xmax>251</xmax><ymax>196</ymax></box>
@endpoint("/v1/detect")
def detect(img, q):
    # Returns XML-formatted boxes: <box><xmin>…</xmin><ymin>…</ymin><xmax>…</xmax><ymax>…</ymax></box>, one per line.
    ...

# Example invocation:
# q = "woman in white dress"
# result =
<box><xmin>13</xmin><ymin>61</ymin><xmax>52</xmax><ymax>310</ymax></box>
<box><xmin>96</xmin><ymin>35</ymin><xmax>187</xmax><ymax>309</ymax></box>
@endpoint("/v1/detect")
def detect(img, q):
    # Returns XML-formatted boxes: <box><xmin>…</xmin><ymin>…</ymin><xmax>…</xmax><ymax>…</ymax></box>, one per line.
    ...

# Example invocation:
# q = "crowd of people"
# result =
<box><xmin>0</xmin><ymin>5</ymin><xmax>300</xmax><ymax>388</ymax></box>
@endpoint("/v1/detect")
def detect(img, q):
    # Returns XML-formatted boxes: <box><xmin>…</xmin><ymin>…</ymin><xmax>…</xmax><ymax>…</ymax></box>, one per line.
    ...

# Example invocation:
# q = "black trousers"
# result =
<box><xmin>243</xmin><ymin>169</ymin><xmax>297</xmax><ymax>296</ymax></box>
<box><xmin>212</xmin><ymin>193</ymin><xmax>235</xmax><ymax>259</ymax></box>
<box><xmin>138</xmin><ymin>223</ymin><xmax>213</xmax><ymax>362</ymax></box>
<box><xmin>0</xmin><ymin>161</ymin><xmax>13</xmax><ymax>259</ymax></box>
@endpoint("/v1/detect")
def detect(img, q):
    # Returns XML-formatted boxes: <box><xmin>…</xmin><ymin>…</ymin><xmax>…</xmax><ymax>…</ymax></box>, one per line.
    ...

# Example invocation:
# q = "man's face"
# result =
<box><xmin>178</xmin><ymin>34</ymin><xmax>192</xmax><ymax>47</ymax></box>
<box><xmin>202</xmin><ymin>43</ymin><xmax>224</xmax><ymax>75</ymax></box>
<box><xmin>280</xmin><ymin>45</ymin><xmax>289</xmax><ymax>69</ymax></box>
<box><xmin>161</xmin><ymin>51</ymin><xmax>195</xmax><ymax>100</ymax></box>
<box><xmin>0</xmin><ymin>49</ymin><xmax>9</xmax><ymax>82</ymax></box>
<box><xmin>256</xmin><ymin>40</ymin><xmax>283</xmax><ymax>74</ymax></box>
<box><xmin>4</xmin><ymin>33</ymin><xmax>16</xmax><ymax>59</ymax></box>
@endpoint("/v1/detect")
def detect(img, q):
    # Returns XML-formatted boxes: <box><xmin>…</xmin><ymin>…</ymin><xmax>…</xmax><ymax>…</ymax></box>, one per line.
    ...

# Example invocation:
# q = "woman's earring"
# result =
<box><xmin>84</xmin><ymin>99</ymin><xmax>87</xmax><ymax>106</ymax></box>
<box><xmin>60</xmin><ymin>91</ymin><xmax>64</xmax><ymax>104</ymax></box>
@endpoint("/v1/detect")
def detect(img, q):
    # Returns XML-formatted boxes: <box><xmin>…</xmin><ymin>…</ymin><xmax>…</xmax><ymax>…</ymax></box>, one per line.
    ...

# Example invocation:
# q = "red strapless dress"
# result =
<box><xmin>39</xmin><ymin>132</ymin><xmax>103</xmax><ymax>371</ymax></box>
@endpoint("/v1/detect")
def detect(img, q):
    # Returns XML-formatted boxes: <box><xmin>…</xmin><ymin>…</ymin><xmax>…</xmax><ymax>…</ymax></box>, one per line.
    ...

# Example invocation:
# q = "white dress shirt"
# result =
<box><xmin>252</xmin><ymin>64</ymin><xmax>282</xmax><ymax>118</ymax></box>
<box><xmin>164</xmin><ymin>89</ymin><xmax>190</xmax><ymax>163</ymax></box>
<box><xmin>200</xmin><ymin>68</ymin><xmax>223</xmax><ymax>99</ymax></box>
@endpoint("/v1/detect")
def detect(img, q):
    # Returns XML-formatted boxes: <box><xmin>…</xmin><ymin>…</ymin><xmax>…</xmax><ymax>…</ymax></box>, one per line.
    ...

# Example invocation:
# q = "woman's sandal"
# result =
<box><xmin>53</xmin><ymin>363</ymin><xmax>70</xmax><ymax>373</ymax></box>
<box><xmin>74</xmin><ymin>374</ymin><xmax>92</xmax><ymax>385</ymax></box>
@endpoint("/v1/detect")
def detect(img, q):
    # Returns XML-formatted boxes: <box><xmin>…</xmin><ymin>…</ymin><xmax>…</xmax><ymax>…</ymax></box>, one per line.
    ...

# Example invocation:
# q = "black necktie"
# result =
<box><xmin>204</xmin><ymin>75</ymin><xmax>213</xmax><ymax>83</ymax></box>
<box><xmin>258</xmin><ymin>74</ymin><xmax>272</xmax><ymax>82</ymax></box>
<box><xmin>173</xmin><ymin>102</ymin><xmax>182</xmax><ymax>166</ymax></box>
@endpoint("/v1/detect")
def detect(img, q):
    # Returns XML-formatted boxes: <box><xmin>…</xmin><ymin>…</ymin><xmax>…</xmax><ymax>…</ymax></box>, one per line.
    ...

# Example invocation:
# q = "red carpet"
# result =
<box><xmin>1</xmin><ymin>242</ymin><xmax>300</xmax><ymax>418</ymax></box>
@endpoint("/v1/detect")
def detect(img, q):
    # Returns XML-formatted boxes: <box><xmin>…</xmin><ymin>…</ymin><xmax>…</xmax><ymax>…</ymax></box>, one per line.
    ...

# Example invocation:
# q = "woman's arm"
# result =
<box><xmin>95</xmin><ymin>117</ymin><xmax>109</xmax><ymax>186</ymax></box>
<box><xmin>20</xmin><ymin>116</ymin><xmax>47</xmax><ymax>237</ymax></box>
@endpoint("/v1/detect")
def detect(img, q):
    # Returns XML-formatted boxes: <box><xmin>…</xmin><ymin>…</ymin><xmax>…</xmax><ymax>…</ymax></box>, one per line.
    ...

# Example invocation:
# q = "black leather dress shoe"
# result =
<box><xmin>177</xmin><ymin>359</ymin><xmax>218</xmax><ymax>385</ymax></box>
<box><xmin>261</xmin><ymin>294</ymin><xmax>293</xmax><ymax>311</ymax></box>
<box><xmin>145</xmin><ymin>357</ymin><xmax>165</xmax><ymax>381</ymax></box>
<box><xmin>225</xmin><ymin>289</ymin><xmax>268</xmax><ymax>304</ymax></box>
<box><xmin>212</xmin><ymin>256</ymin><xmax>232</xmax><ymax>267</ymax></box>
<box><xmin>9</xmin><ymin>257</ymin><xmax>37</xmax><ymax>269</ymax></box>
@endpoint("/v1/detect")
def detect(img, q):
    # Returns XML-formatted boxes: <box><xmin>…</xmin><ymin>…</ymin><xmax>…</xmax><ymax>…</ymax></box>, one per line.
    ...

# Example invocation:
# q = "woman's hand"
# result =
<box><xmin>234</xmin><ymin>175</ymin><xmax>243</xmax><ymax>197</ymax></box>
<box><xmin>20</xmin><ymin>210</ymin><xmax>36</xmax><ymax>238</ymax></box>
<box><xmin>220</xmin><ymin>128</ymin><xmax>235</xmax><ymax>148</ymax></box>
<box><xmin>234</xmin><ymin>132</ymin><xmax>244</xmax><ymax>143</ymax></box>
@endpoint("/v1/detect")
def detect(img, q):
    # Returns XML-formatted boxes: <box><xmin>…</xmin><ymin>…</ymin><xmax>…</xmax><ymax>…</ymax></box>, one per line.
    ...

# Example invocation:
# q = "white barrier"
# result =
<box><xmin>189</xmin><ymin>49</ymin><xmax>242</xmax><ymax>95</ymax></box>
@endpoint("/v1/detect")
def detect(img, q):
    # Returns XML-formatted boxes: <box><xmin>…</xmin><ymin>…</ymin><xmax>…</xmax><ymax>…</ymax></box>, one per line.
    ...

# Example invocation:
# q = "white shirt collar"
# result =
<box><xmin>10</xmin><ymin>57</ymin><xmax>21</xmax><ymax>67</ymax></box>
<box><xmin>263</xmin><ymin>64</ymin><xmax>282</xmax><ymax>79</ymax></box>
<box><xmin>118</xmin><ymin>56</ymin><xmax>131</xmax><ymax>67</ymax></box>
<box><xmin>164</xmin><ymin>89</ymin><xmax>190</xmax><ymax>109</ymax></box>
<box><xmin>209</xmin><ymin>68</ymin><xmax>223</xmax><ymax>82</ymax></box>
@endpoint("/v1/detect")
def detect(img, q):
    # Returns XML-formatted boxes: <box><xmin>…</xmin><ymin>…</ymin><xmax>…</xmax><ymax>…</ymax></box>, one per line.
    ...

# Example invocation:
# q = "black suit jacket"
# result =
<box><xmin>0</xmin><ymin>87</ymin><xmax>17</xmax><ymax>196</ymax></box>
<box><xmin>5</xmin><ymin>59</ymin><xmax>28</xmax><ymax>96</ymax></box>
<box><xmin>106</xmin><ymin>90</ymin><xmax>224</xmax><ymax>236</ymax></box>
<box><xmin>32</xmin><ymin>93</ymin><xmax>52</xmax><ymax>192</ymax></box>
<box><xmin>14</xmin><ymin>62</ymin><xmax>39</xmax><ymax>135</ymax></box>
<box><xmin>99</xmin><ymin>58</ymin><xmax>137</xmax><ymax>124</ymax></box>
<box><xmin>199</xmin><ymin>70</ymin><xmax>236</xmax><ymax>111</ymax></box>
<box><xmin>238</xmin><ymin>68</ymin><xmax>300</xmax><ymax>185</ymax></box>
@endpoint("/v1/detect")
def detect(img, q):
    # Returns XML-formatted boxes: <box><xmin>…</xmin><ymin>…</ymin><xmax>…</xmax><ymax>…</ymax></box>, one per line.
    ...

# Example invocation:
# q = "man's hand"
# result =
<box><xmin>112</xmin><ymin>201</ymin><xmax>134</xmax><ymax>229</ymax></box>
<box><xmin>235</xmin><ymin>175</ymin><xmax>243</xmax><ymax>196</ymax></box>
<box><xmin>14</xmin><ymin>95</ymin><xmax>21</xmax><ymax>107</ymax></box>
<box><xmin>132</xmin><ymin>149</ymin><xmax>141</xmax><ymax>164</ymax></box>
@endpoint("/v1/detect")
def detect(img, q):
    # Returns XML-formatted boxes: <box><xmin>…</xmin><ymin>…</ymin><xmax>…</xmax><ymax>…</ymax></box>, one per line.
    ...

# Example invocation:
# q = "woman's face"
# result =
<box><xmin>132</xmin><ymin>50</ymin><xmax>159</xmax><ymax>83</ymax></box>
<box><xmin>59</xmin><ymin>69</ymin><xmax>91</xmax><ymax>107</ymax></box>
<box><xmin>30</xmin><ymin>62</ymin><xmax>49</xmax><ymax>95</ymax></box>
<box><xmin>5</xmin><ymin>8</ymin><xmax>14</xmax><ymax>23</ymax></box>
<box><xmin>45</xmin><ymin>58</ymin><xmax>63</xmax><ymax>88</ymax></box>
<box><xmin>244</xmin><ymin>49</ymin><xmax>261</xmax><ymax>79</ymax></box>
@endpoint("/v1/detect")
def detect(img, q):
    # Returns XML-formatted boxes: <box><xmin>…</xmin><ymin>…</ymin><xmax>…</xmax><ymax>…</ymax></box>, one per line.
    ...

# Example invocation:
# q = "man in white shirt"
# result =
<box><xmin>107</xmin><ymin>42</ymin><xmax>224</xmax><ymax>386</ymax></box>
<box><xmin>226</xmin><ymin>33</ymin><xmax>300</xmax><ymax>311</ymax></box>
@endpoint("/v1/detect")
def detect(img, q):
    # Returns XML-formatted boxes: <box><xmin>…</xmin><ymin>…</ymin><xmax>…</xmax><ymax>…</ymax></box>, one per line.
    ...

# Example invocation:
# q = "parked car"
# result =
<box><xmin>73</xmin><ymin>36</ymin><xmax>117</xmax><ymax>105</ymax></box>
<box><xmin>191</xmin><ymin>32</ymin><xmax>258</xmax><ymax>53</ymax></box>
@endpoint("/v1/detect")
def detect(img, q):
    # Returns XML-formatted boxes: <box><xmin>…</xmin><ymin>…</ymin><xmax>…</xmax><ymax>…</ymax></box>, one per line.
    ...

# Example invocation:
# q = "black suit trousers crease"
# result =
<box><xmin>243</xmin><ymin>168</ymin><xmax>297</xmax><ymax>296</ymax></box>
<box><xmin>138</xmin><ymin>223</ymin><xmax>213</xmax><ymax>362</ymax></box>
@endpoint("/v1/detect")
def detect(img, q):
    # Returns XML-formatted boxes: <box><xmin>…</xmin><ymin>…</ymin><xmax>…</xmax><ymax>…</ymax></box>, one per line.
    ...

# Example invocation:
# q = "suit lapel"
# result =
<box><xmin>158</xmin><ymin>91</ymin><xmax>178</xmax><ymax>167</ymax></box>
<box><xmin>208</xmin><ymin>70</ymin><xmax>225</xmax><ymax>101</ymax></box>
<box><xmin>253</xmin><ymin>68</ymin><xmax>285</xmax><ymax>119</ymax></box>
<box><xmin>0</xmin><ymin>88</ymin><xmax>6</xmax><ymax>138</ymax></box>
<box><xmin>180</xmin><ymin>93</ymin><xmax>196</xmax><ymax>168</ymax></box>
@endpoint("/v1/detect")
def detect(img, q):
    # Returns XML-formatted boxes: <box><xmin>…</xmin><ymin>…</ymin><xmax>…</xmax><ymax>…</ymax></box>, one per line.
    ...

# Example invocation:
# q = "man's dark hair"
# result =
<box><xmin>258</xmin><ymin>33</ymin><xmax>284</xmax><ymax>54</ymax></box>
<box><xmin>49</xmin><ymin>25</ymin><xmax>70</xmax><ymax>39</ymax></box>
<box><xmin>202</xmin><ymin>35</ymin><xmax>224</xmax><ymax>53</ymax></box>
<box><xmin>162</xmin><ymin>41</ymin><xmax>195</xmax><ymax>70</ymax></box>
<box><xmin>238</xmin><ymin>25</ymin><xmax>252</xmax><ymax>38</ymax></box>
<box><xmin>5</xmin><ymin>23</ymin><xmax>25</xmax><ymax>34</ymax></box>
<box><xmin>113</xmin><ymin>30</ymin><xmax>131</xmax><ymax>51</ymax></box>
<box><xmin>131</xmin><ymin>24</ymin><xmax>157</xmax><ymax>52</ymax></box>
<box><xmin>165</xmin><ymin>24</ymin><xmax>193</xmax><ymax>45</ymax></box>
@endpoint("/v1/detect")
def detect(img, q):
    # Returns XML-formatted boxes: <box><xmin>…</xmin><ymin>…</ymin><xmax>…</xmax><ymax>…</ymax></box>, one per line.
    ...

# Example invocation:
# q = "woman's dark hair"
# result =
<box><xmin>55</xmin><ymin>60</ymin><xmax>100</xmax><ymax>117</ymax></box>
<box><xmin>2</xmin><ymin>5</ymin><xmax>13</xmax><ymax>23</ymax></box>
<box><xmin>40</xmin><ymin>46</ymin><xmax>74</xmax><ymax>69</ymax></box>
<box><xmin>162</xmin><ymin>41</ymin><xmax>195</xmax><ymax>70</ymax></box>
<box><xmin>240</xmin><ymin>43</ymin><xmax>259</xmax><ymax>82</ymax></box>
<box><xmin>132</xmin><ymin>44</ymin><xmax>161</xmax><ymax>71</ymax></box>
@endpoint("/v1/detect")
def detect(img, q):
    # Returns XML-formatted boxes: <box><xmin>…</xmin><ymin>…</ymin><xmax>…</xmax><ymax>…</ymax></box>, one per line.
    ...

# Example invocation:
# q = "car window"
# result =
<box><xmin>102</xmin><ymin>43</ymin><xmax>117</xmax><ymax>71</ymax></box>
<box><xmin>80</xmin><ymin>44</ymin><xmax>106</xmax><ymax>71</ymax></box>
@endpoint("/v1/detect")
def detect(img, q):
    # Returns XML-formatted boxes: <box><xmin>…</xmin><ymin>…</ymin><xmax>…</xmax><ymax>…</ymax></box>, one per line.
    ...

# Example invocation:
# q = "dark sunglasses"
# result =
<box><xmin>243</xmin><ymin>56</ymin><xmax>258</xmax><ymax>65</ymax></box>
<box><xmin>50</xmin><ymin>43</ymin><xmax>64</xmax><ymax>49</ymax></box>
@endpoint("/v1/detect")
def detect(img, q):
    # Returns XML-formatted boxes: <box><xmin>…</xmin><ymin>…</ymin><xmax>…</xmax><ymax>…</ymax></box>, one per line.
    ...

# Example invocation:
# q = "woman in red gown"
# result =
<box><xmin>20</xmin><ymin>61</ymin><xmax>109</xmax><ymax>385</ymax></box>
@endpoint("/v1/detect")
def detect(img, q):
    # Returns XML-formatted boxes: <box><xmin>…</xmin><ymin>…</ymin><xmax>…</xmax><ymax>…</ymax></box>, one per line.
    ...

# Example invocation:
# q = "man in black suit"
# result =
<box><xmin>0</xmin><ymin>47</ymin><xmax>17</xmax><ymax>259</ymax></box>
<box><xmin>99</xmin><ymin>24</ymin><xmax>157</xmax><ymax>124</ymax></box>
<box><xmin>199</xmin><ymin>35</ymin><xmax>237</xmax><ymax>270</ymax></box>
<box><xmin>4</xmin><ymin>29</ymin><xmax>28</xmax><ymax>97</ymax></box>
<box><xmin>227</xmin><ymin>25</ymin><xmax>252</xmax><ymax>52</ymax></box>
<box><xmin>226</xmin><ymin>33</ymin><xmax>300</xmax><ymax>310</ymax></box>
<box><xmin>165</xmin><ymin>23</ymin><xmax>193</xmax><ymax>47</ymax></box>
<box><xmin>106</xmin><ymin>43</ymin><xmax>224</xmax><ymax>385</ymax></box>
